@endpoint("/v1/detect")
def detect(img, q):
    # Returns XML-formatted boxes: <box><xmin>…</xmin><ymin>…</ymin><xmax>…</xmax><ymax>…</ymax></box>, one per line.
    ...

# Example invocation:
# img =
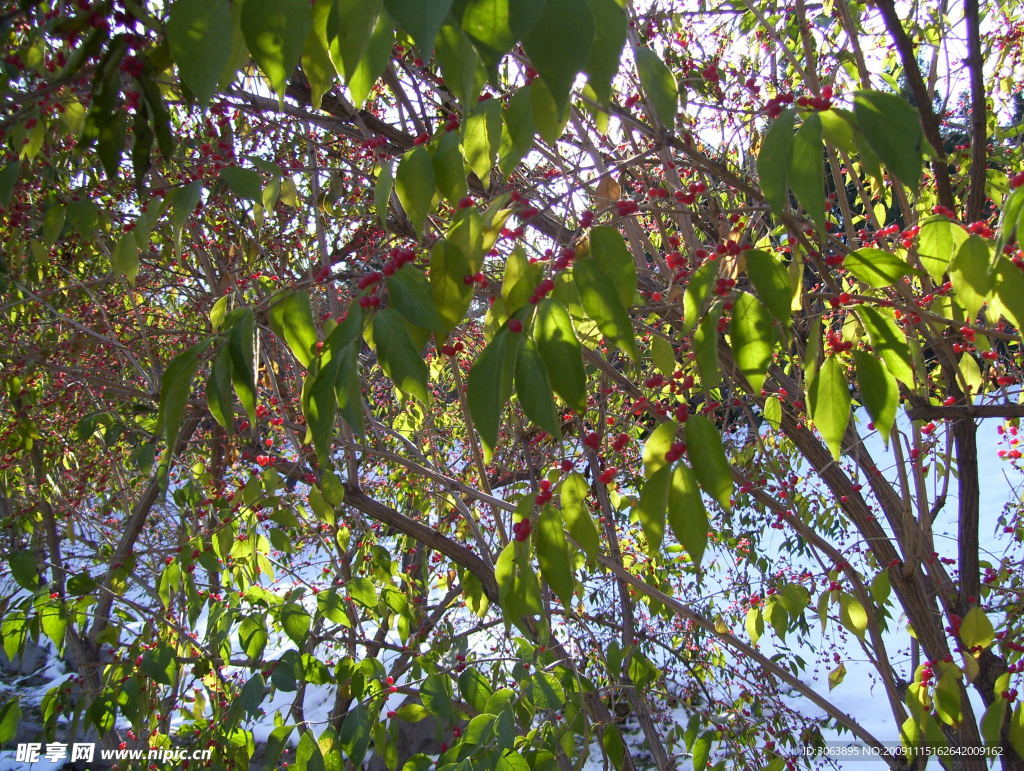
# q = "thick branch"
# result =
<box><xmin>964</xmin><ymin>0</ymin><xmax>988</xmax><ymax>221</ymax></box>
<box><xmin>591</xmin><ymin>552</ymin><xmax>901</xmax><ymax>766</ymax></box>
<box><xmin>874</xmin><ymin>0</ymin><xmax>955</xmax><ymax>210</ymax></box>
<box><xmin>953</xmin><ymin>420</ymin><xmax>981</xmax><ymax>607</ymax></box>
<box><xmin>89</xmin><ymin>416</ymin><xmax>202</xmax><ymax>645</ymax></box>
<box><xmin>906</xmin><ymin>404</ymin><xmax>1024</xmax><ymax>420</ymax></box>
<box><xmin>341</xmin><ymin>485</ymin><xmax>499</xmax><ymax>602</ymax></box>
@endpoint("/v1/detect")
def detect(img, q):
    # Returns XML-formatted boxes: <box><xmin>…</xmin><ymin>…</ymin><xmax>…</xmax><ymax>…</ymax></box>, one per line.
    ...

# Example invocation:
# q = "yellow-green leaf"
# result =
<box><xmin>560</xmin><ymin>472</ymin><xmax>601</xmax><ymax>559</ymax></box>
<box><xmin>268</xmin><ymin>290</ymin><xmax>318</xmax><ymax>368</ymax></box>
<box><xmin>240</xmin><ymin>0</ymin><xmax>313</xmax><ymax>97</ymax></box>
<box><xmin>684</xmin><ymin>415</ymin><xmax>733</xmax><ymax>510</ymax></box>
<box><xmin>395</xmin><ymin>146</ymin><xmax>436</xmax><ymax>237</ymax></box>
<box><xmin>959</xmin><ymin>607</ymin><xmax>995</xmax><ymax>650</ymax></box>
<box><xmin>843</xmin><ymin>248</ymin><xmax>915</xmax><ymax>288</ymax></box>
<box><xmin>730</xmin><ymin>291</ymin><xmax>774</xmax><ymax>393</ymax></box>
<box><xmin>808</xmin><ymin>356</ymin><xmax>851</xmax><ymax>461</ymax></box>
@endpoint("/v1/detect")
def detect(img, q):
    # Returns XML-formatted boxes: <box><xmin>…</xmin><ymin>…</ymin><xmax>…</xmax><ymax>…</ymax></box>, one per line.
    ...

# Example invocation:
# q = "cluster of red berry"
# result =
<box><xmin>512</xmin><ymin>518</ymin><xmax>532</xmax><ymax>541</ymax></box>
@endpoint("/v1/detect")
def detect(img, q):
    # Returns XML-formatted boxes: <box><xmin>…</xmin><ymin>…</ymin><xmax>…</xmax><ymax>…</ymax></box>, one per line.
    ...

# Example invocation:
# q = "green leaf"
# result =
<box><xmin>684</xmin><ymin>415</ymin><xmax>733</xmax><ymax>510</ymax></box>
<box><xmin>374</xmin><ymin>160</ymin><xmax>394</xmax><ymax>229</ymax></box>
<box><xmin>158</xmin><ymin>342</ymin><xmax>208</xmax><ymax>477</ymax></box>
<box><xmin>0</xmin><ymin>699</ymin><xmax>20</xmax><ymax>745</ymax></box>
<box><xmin>744</xmin><ymin>249</ymin><xmax>791</xmax><ymax>325</ymax></box>
<box><xmin>730</xmin><ymin>291</ymin><xmax>774</xmax><ymax>393</ymax></box>
<box><xmin>500</xmin><ymin>87</ymin><xmax>535</xmax><ymax>171</ymax></box>
<box><xmin>227</xmin><ymin>310</ymin><xmax>257</xmax><ymax>421</ymax></box>
<box><xmin>319</xmin><ymin>728</ymin><xmax>342</xmax><ymax>771</ymax></box>
<box><xmin>989</xmin><ymin>257</ymin><xmax>1024</xmax><ymax>331</ymax></box>
<box><xmin>651</xmin><ymin>334</ymin><xmax>676</xmax><ymax>379</ymax></box>
<box><xmin>281</xmin><ymin>604</ymin><xmax>312</xmax><ymax>645</ymax></box>
<box><xmin>372</xmin><ymin>309</ymin><xmax>429</xmax><ymax>403</ymax></box>
<box><xmin>220</xmin><ymin>165</ymin><xmax>263</xmax><ymax>201</ymax></box>
<box><xmin>156</xmin><ymin>560</ymin><xmax>180</xmax><ymax>609</ymax></box>
<box><xmin>844</xmin><ymin>248</ymin><xmax>916</xmax><ymax>288</ymax></box>
<box><xmin>1012</xmin><ymin>703</ymin><xmax>1024</xmax><ymax>759</ymax></box>
<box><xmin>982</xmin><ymin>699</ymin><xmax>1008</xmax><ymax>747</ymax></box>
<box><xmin>501</xmin><ymin>245</ymin><xmax>541</xmax><ymax>313</ymax></box>
<box><xmin>384</xmin><ymin>0</ymin><xmax>453</xmax><ymax>55</ymax></box>
<box><xmin>434</xmin><ymin>22</ymin><xmax>487</xmax><ymax>107</ymax></box>
<box><xmin>589</xmin><ymin>226</ymin><xmax>636</xmax><ymax>309</ymax></box>
<box><xmin>317</xmin><ymin>589</ymin><xmax>350</xmax><ymax>625</ymax></box>
<box><xmin>997</xmin><ymin>185</ymin><xmax>1024</xmax><ymax>253</ymax></box>
<box><xmin>334</xmin><ymin>343</ymin><xmax>364</xmax><ymax>435</ymax></box>
<box><xmin>582</xmin><ymin>0</ymin><xmax>626</xmax><ymax>105</ymax></box>
<box><xmin>328</xmin><ymin>0</ymin><xmax>380</xmax><ymax>82</ymax></box>
<box><xmin>239</xmin><ymin>615</ymin><xmax>269</xmax><ymax>660</ymax></box>
<box><xmin>269</xmin><ymin>291</ymin><xmax>318</xmax><ymax>368</ymax></box>
<box><xmin>808</xmin><ymin>356</ymin><xmax>850</xmax><ymax>461</ymax></box>
<box><xmin>561</xmin><ymin>472</ymin><xmax>601</xmax><ymax>559</ymax></box>
<box><xmin>494</xmin><ymin>540</ymin><xmax>541</xmax><ymax>630</ymax></box>
<box><xmin>0</xmin><ymin>161</ymin><xmax>21</xmax><ymax>206</ymax></box>
<box><xmin>757</xmin><ymin>108</ymin><xmax>796</xmax><ymax>217</ymax></box>
<box><xmin>522</xmin><ymin>0</ymin><xmax>595</xmax><ymax>112</ymax></box>
<box><xmin>529</xmin><ymin>78</ymin><xmax>569</xmax><ymax>145</ymax></box>
<box><xmin>420</xmin><ymin>673</ymin><xmax>457</xmax><ymax>723</ymax></box>
<box><xmin>111</xmin><ymin>231</ymin><xmax>140</xmax><ymax>283</ymax></box>
<box><xmin>388</xmin><ymin>264</ymin><xmax>446</xmax><ymax>332</ymax></box>
<box><xmin>460</xmin><ymin>0</ymin><xmax>522</xmax><ymax>70</ymax></box>
<box><xmin>818</xmin><ymin>108</ymin><xmax>857</xmax><ymax>153</ymax></box>
<box><xmin>917</xmin><ymin>216</ymin><xmax>968</xmax><ymax>283</ymax></box>
<box><xmin>533</xmin><ymin>299</ymin><xmax>586</xmax><ymax>412</ymax></box>
<box><xmin>535</xmin><ymin>504</ymin><xmax>573</xmax><ymax>606</ymax></box>
<box><xmin>447</xmin><ymin>206</ymin><xmax>486</xmax><ymax>271</ymax></box>
<box><xmin>855</xmin><ymin>305</ymin><xmax>914</xmax><ymax>387</ymax></box>
<box><xmin>828</xmin><ymin>663</ymin><xmax>847</xmax><ymax>691</ymax></box>
<box><xmin>634</xmin><ymin>46</ymin><xmax>678</xmax><ymax>127</ymax></box>
<box><xmin>463</xmin><ymin>97</ymin><xmax>503</xmax><ymax>186</ymax></box>
<box><xmin>302</xmin><ymin>0</ymin><xmax>338</xmax><ymax>109</ymax></box>
<box><xmin>573</xmin><ymin>257</ymin><xmax>639</xmax><ymax>361</ymax></box>
<box><xmin>432</xmin><ymin>131</ymin><xmax>468</xmax><ymax>205</ymax></box>
<box><xmin>338</xmin><ymin>704</ymin><xmax>371</xmax><ymax>766</ymax></box>
<box><xmin>241</xmin><ymin>0</ymin><xmax>313</xmax><ymax>97</ymax></box>
<box><xmin>167</xmin><ymin>0</ymin><xmax>233</xmax><ymax>106</ymax></box>
<box><xmin>642</xmin><ymin>420</ymin><xmax>678</xmax><ymax>477</ymax></box>
<box><xmin>853</xmin><ymin>350</ymin><xmax>897</xmax><ymax>441</ymax></box>
<box><xmin>39</xmin><ymin>602</ymin><xmax>68</xmax><ymax>651</ymax></box>
<box><xmin>429</xmin><ymin>238</ymin><xmax>474</xmax><ymax>334</ymax></box>
<box><xmin>395</xmin><ymin>146</ymin><xmax>436</xmax><ymax>237</ymax></box>
<box><xmin>693</xmin><ymin>308</ymin><xmax>721</xmax><ymax>389</ymax></box>
<box><xmin>789</xmin><ymin>113</ymin><xmax>824</xmax><ymax>232</ymax></box>
<box><xmin>459</xmin><ymin>667</ymin><xmax>494</xmax><ymax>714</ymax></box>
<box><xmin>303</xmin><ymin>355</ymin><xmax>340</xmax><ymax>465</ymax></box>
<box><xmin>853</xmin><ymin>90</ymin><xmax>923</xmax><ymax>192</ymax></box>
<box><xmin>949</xmin><ymin>235</ymin><xmax>992</xmax><ymax>319</ymax></box>
<box><xmin>683</xmin><ymin>260</ymin><xmax>717</xmax><ymax>333</ymax></box>
<box><xmin>347</xmin><ymin>576</ymin><xmax>377</xmax><ymax>607</ymax></box>
<box><xmin>526</xmin><ymin>671</ymin><xmax>565</xmax><ymax>709</ymax></box>
<box><xmin>344</xmin><ymin>5</ymin><xmax>393</xmax><ymax>106</ymax></box>
<box><xmin>668</xmin><ymin>464</ymin><xmax>709</xmax><ymax>568</ymax></box>
<box><xmin>515</xmin><ymin>338</ymin><xmax>561</xmax><ymax>437</ymax></box>
<box><xmin>65</xmin><ymin>198</ymin><xmax>98</xmax><ymax>238</ymax></box>
<box><xmin>468</xmin><ymin>328</ymin><xmax>519</xmax><ymax>453</ymax></box>
<box><xmin>9</xmin><ymin>551</ymin><xmax>38</xmax><ymax>589</ymax></box>
<box><xmin>636</xmin><ymin>465</ymin><xmax>670</xmax><ymax>555</ymax></box>
<box><xmin>959</xmin><ymin>607</ymin><xmax>995</xmax><ymax>650</ymax></box>
<box><xmin>837</xmin><ymin>592</ymin><xmax>868</xmax><ymax>639</ymax></box>
<box><xmin>745</xmin><ymin>607</ymin><xmax>763</xmax><ymax>644</ymax></box>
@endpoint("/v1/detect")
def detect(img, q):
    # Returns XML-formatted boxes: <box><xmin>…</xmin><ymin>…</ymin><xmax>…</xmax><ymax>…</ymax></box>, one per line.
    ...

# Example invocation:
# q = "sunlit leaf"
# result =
<box><xmin>241</xmin><ymin>0</ymin><xmax>313</xmax><ymax>97</ymax></box>
<box><xmin>853</xmin><ymin>90</ymin><xmax>923</xmax><ymax>192</ymax></box>
<box><xmin>807</xmin><ymin>356</ymin><xmax>851</xmax><ymax>461</ymax></box>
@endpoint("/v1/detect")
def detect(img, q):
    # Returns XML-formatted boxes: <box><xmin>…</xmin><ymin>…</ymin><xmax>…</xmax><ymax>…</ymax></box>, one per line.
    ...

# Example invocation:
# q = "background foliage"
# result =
<box><xmin>2</xmin><ymin>0</ymin><xmax>1024</xmax><ymax>768</ymax></box>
